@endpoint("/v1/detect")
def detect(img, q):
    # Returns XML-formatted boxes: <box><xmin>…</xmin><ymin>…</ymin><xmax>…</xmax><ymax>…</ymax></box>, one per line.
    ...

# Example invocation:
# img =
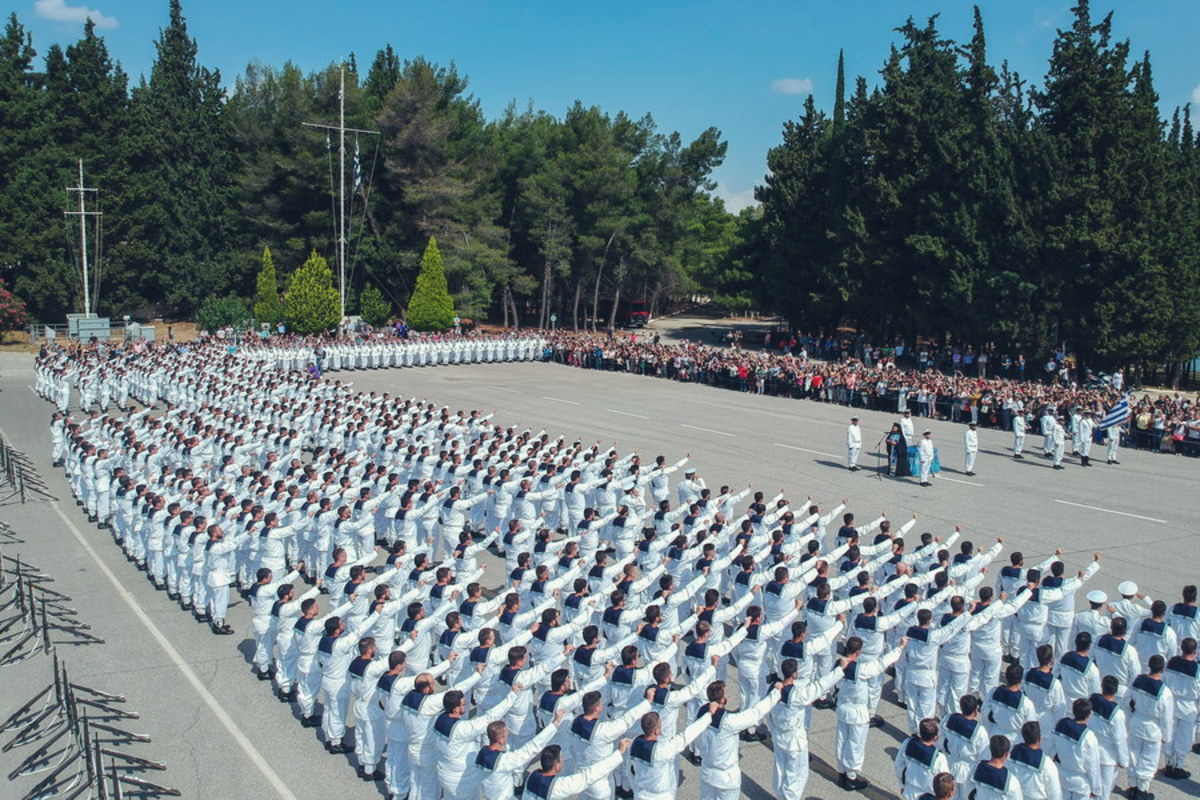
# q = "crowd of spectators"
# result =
<box><xmin>543</xmin><ymin>332</ymin><xmax>1200</xmax><ymax>457</ymax></box>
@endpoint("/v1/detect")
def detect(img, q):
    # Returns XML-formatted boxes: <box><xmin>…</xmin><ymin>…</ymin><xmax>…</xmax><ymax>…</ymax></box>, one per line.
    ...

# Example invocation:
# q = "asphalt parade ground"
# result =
<box><xmin>0</xmin><ymin>350</ymin><xmax>1196</xmax><ymax>800</ymax></box>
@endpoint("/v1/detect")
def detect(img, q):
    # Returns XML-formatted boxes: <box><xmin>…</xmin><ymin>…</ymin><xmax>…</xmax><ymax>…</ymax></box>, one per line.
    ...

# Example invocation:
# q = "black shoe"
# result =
<box><xmin>369</xmin><ymin>769</ymin><xmax>385</xmax><ymax>782</ymax></box>
<box><xmin>868</xmin><ymin>715</ymin><xmax>885</xmax><ymax>728</ymax></box>
<box><xmin>1165</xmin><ymin>766</ymin><xmax>1191</xmax><ymax>780</ymax></box>
<box><xmin>301</xmin><ymin>715</ymin><xmax>320</xmax><ymax>728</ymax></box>
<box><xmin>254</xmin><ymin>669</ymin><xmax>271</xmax><ymax>681</ymax></box>
<box><xmin>838</xmin><ymin>773</ymin><xmax>849</xmax><ymax>790</ymax></box>
<box><xmin>813</xmin><ymin>697</ymin><xmax>834</xmax><ymax>710</ymax></box>
<box><xmin>213</xmin><ymin>623</ymin><xmax>234</xmax><ymax>635</ymax></box>
<box><xmin>683</xmin><ymin>750</ymin><xmax>701</xmax><ymax>766</ymax></box>
<box><xmin>849</xmin><ymin>776</ymin><xmax>869</xmax><ymax>791</ymax></box>
<box><xmin>167</xmin><ymin>592</ymin><xmax>179</xmax><ymax>600</ymax></box>
<box><xmin>1193</xmin><ymin>742</ymin><xmax>1200</xmax><ymax>754</ymax></box>
<box><xmin>920</xmin><ymin>481</ymin><xmax>931</xmax><ymax>486</ymax></box>
<box><xmin>1053</xmin><ymin>465</ymin><xmax>1064</xmax><ymax>470</ymax></box>
<box><xmin>181</xmin><ymin>601</ymin><xmax>193</xmax><ymax>611</ymax></box>
<box><xmin>327</xmin><ymin>742</ymin><xmax>352</xmax><ymax>755</ymax></box>
<box><xmin>966</xmin><ymin>471</ymin><xmax>976</xmax><ymax>476</ymax></box>
<box><xmin>1013</xmin><ymin>454</ymin><xmax>1024</xmax><ymax>459</ymax></box>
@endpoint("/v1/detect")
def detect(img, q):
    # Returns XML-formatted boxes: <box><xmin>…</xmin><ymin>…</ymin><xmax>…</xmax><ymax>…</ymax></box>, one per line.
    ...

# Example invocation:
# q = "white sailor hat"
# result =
<box><xmin>684</xmin><ymin>468</ymin><xmax>696</xmax><ymax>475</ymax></box>
<box><xmin>1086</xmin><ymin>590</ymin><xmax>1107</xmax><ymax>604</ymax></box>
<box><xmin>1117</xmin><ymin>581</ymin><xmax>1138</xmax><ymax>596</ymax></box>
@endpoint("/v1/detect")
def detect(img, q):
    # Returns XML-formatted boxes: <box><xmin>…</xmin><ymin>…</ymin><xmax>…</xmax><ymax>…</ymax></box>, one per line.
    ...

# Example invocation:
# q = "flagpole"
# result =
<box><xmin>302</xmin><ymin>64</ymin><xmax>377</xmax><ymax>324</ymax></box>
<box><xmin>338</xmin><ymin>66</ymin><xmax>346</xmax><ymax>321</ymax></box>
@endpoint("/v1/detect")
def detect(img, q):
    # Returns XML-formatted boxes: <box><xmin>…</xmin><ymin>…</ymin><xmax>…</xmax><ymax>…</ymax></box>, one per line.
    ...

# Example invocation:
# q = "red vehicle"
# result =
<box><xmin>598</xmin><ymin>299</ymin><xmax>651</xmax><ymax>328</ymax></box>
<box><xmin>622</xmin><ymin>300</ymin><xmax>650</xmax><ymax>328</ymax></box>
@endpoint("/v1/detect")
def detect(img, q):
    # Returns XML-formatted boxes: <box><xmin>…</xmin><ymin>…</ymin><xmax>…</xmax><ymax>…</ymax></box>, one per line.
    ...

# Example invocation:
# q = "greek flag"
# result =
<box><xmin>353</xmin><ymin>139</ymin><xmax>362</xmax><ymax>193</ymax></box>
<box><xmin>1098</xmin><ymin>393</ymin><xmax>1131</xmax><ymax>431</ymax></box>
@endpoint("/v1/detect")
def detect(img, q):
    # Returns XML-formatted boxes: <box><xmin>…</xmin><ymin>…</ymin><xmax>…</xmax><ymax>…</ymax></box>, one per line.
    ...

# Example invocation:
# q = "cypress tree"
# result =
<box><xmin>253</xmin><ymin>245</ymin><xmax>284</xmax><ymax>324</ymax></box>
<box><xmin>284</xmin><ymin>250</ymin><xmax>340</xmax><ymax>334</ymax></box>
<box><xmin>359</xmin><ymin>284</ymin><xmax>391</xmax><ymax>327</ymax></box>
<box><xmin>406</xmin><ymin>237</ymin><xmax>455</xmax><ymax>331</ymax></box>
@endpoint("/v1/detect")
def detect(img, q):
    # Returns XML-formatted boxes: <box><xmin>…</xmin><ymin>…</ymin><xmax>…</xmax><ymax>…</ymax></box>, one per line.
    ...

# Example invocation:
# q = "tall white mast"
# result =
<box><xmin>303</xmin><ymin>63</ymin><xmax>378</xmax><ymax>323</ymax></box>
<box><xmin>64</xmin><ymin>159</ymin><xmax>100</xmax><ymax>316</ymax></box>
<box><xmin>338</xmin><ymin>66</ymin><xmax>347</xmax><ymax>320</ymax></box>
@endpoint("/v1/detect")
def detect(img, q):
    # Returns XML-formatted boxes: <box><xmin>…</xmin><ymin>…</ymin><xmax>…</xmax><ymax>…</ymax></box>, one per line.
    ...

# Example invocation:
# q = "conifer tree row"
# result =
<box><xmin>754</xmin><ymin>2</ymin><xmax>1200</xmax><ymax>373</ymax></box>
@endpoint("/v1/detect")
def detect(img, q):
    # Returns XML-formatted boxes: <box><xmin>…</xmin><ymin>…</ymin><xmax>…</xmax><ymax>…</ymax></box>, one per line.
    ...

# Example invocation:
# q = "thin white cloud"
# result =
<box><xmin>713</xmin><ymin>183</ymin><xmax>759</xmax><ymax>214</ymax></box>
<box><xmin>771</xmin><ymin>77</ymin><xmax>814</xmax><ymax>96</ymax></box>
<box><xmin>1191</xmin><ymin>84</ymin><xmax>1200</xmax><ymax>105</ymax></box>
<box><xmin>34</xmin><ymin>0</ymin><xmax>119</xmax><ymax>29</ymax></box>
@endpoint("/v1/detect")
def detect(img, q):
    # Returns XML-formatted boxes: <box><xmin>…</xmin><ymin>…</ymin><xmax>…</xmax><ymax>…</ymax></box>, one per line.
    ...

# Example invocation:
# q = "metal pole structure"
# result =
<box><xmin>78</xmin><ymin>161</ymin><xmax>90</xmax><ymax>317</ymax></box>
<box><xmin>339</xmin><ymin>65</ymin><xmax>347</xmax><ymax>322</ymax></box>
<box><xmin>65</xmin><ymin>160</ymin><xmax>101</xmax><ymax>318</ymax></box>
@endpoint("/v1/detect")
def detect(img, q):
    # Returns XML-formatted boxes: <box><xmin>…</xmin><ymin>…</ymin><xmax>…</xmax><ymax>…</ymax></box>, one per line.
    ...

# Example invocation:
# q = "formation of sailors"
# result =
<box><xmin>35</xmin><ymin>341</ymin><xmax>1199</xmax><ymax>800</ymax></box>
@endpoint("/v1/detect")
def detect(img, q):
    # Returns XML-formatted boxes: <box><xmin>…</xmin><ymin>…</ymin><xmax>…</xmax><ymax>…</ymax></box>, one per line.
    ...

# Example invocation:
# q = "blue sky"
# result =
<box><xmin>19</xmin><ymin>0</ymin><xmax>1200</xmax><ymax>211</ymax></box>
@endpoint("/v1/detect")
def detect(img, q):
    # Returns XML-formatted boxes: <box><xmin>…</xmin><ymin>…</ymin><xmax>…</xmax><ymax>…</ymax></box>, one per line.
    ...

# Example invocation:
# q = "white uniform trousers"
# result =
<box><xmin>773</xmin><ymin>744</ymin><xmax>810</xmax><ymax>800</ymax></box>
<box><xmin>386</xmin><ymin>735</ymin><xmax>410</xmax><ymax>797</ymax></box>
<box><xmin>1128</xmin><ymin>734</ymin><xmax>1162</xmax><ymax>790</ymax></box>
<box><xmin>1048</xmin><ymin>624</ymin><xmax>1072</xmax><ymax>658</ymax></box>
<box><xmin>700</xmin><ymin>783</ymin><xmax>739</xmax><ymax>800</ymax></box>
<box><xmin>321</xmin><ymin>680</ymin><xmax>351</xmax><ymax>743</ymax></box>
<box><xmin>906</xmin><ymin>683</ymin><xmax>937</xmax><ymax>734</ymax></box>
<box><xmin>937</xmin><ymin>663</ymin><xmax>969</xmax><ymax>717</ymax></box>
<box><xmin>836</xmin><ymin>720</ymin><xmax>869</xmax><ymax>779</ymax></box>
<box><xmin>1168</xmin><ymin>706</ymin><xmax>1198</xmax><ymax>767</ymax></box>
<box><xmin>1098</xmin><ymin>763</ymin><xmax>1117</xmax><ymax>799</ymax></box>
<box><xmin>209</xmin><ymin>584</ymin><xmax>230</xmax><ymax>624</ymax></box>
<box><xmin>969</xmin><ymin>650</ymin><xmax>1001</xmax><ymax>696</ymax></box>
<box><xmin>296</xmin><ymin>666</ymin><xmax>321</xmax><ymax>717</ymax></box>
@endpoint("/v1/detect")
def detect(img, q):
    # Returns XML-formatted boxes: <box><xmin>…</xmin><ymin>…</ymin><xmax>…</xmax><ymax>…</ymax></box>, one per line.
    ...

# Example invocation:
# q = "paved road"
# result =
<box><xmin>0</xmin><ymin>353</ymin><xmax>1196</xmax><ymax>800</ymax></box>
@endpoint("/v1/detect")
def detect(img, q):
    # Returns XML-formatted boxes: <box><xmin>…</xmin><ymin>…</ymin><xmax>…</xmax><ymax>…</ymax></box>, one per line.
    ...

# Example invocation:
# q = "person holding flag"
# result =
<box><xmin>1098</xmin><ymin>394</ymin><xmax>1131</xmax><ymax>465</ymax></box>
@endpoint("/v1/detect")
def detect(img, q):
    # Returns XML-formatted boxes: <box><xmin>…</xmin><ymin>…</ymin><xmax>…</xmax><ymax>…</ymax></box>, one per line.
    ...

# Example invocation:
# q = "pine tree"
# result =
<box><xmin>114</xmin><ymin>0</ymin><xmax>236</xmax><ymax>316</ymax></box>
<box><xmin>406</xmin><ymin>237</ymin><xmax>455</xmax><ymax>331</ymax></box>
<box><xmin>253</xmin><ymin>245</ymin><xmax>284</xmax><ymax>324</ymax></box>
<box><xmin>359</xmin><ymin>284</ymin><xmax>391</xmax><ymax>327</ymax></box>
<box><xmin>284</xmin><ymin>250</ymin><xmax>341</xmax><ymax>334</ymax></box>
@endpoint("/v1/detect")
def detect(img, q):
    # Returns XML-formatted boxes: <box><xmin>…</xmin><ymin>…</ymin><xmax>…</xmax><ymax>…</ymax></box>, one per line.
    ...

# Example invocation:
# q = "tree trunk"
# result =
<box><xmin>572</xmin><ymin>281</ymin><xmax>582</xmax><ymax>331</ymax></box>
<box><xmin>590</xmin><ymin>232</ymin><xmax>617</xmax><ymax>333</ymax></box>
<box><xmin>539</xmin><ymin>221</ymin><xmax>559</xmax><ymax>330</ymax></box>
<box><xmin>509</xmin><ymin>289</ymin><xmax>520</xmax><ymax>329</ymax></box>
<box><xmin>606</xmin><ymin>257</ymin><xmax>627</xmax><ymax>332</ymax></box>
<box><xmin>501</xmin><ymin>284</ymin><xmax>511</xmax><ymax>329</ymax></box>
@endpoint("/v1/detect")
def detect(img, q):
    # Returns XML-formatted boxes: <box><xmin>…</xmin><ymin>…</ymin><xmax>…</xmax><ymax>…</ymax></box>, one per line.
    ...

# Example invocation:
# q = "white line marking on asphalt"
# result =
<box><xmin>939</xmin><ymin>476</ymin><xmax>985</xmax><ymax>487</ymax></box>
<box><xmin>541</xmin><ymin>395</ymin><xmax>580</xmax><ymax>405</ymax></box>
<box><xmin>773</xmin><ymin>442</ymin><xmax>840</xmax><ymax>458</ymax></box>
<box><xmin>45</xmin><ymin>500</ymin><xmax>299</xmax><ymax>800</ymax></box>
<box><xmin>607</xmin><ymin>409</ymin><xmax>650</xmax><ymax>419</ymax></box>
<box><xmin>494</xmin><ymin>387</ymin><xmax>522</xmax><ymax>394</ymax></box>
<box><xmin>681</xmin><ymin>424</ymin><xmax>734</xmax><ymax>438</ymax></box>
<box><xmin>1054</xmin><ymin>499</ymin><xmax>1166</xmax><ymax>524</ymax></box>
